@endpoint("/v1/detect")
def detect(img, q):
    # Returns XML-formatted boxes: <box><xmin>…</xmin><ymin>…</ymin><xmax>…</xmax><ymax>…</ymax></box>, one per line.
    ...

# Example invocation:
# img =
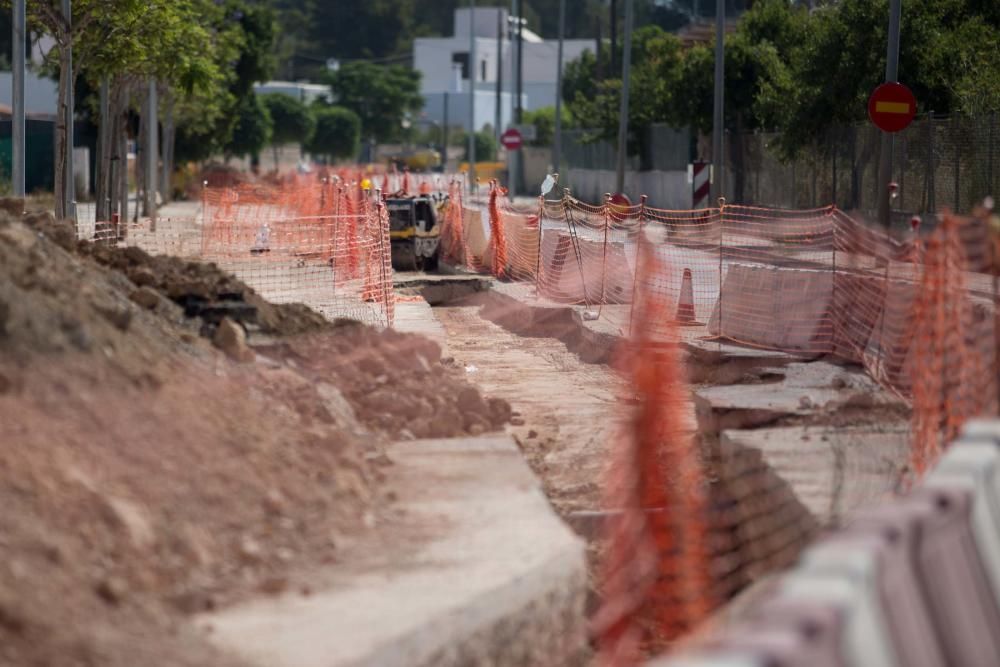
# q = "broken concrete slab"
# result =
<box><xmin>194</xmin><ymin>435</ymin><xmax>588</xmax><ymax>667</ymax></box>
<box><xmin>707</xmin><ymin>264</ymin><xmax>833</xmax><ymax>354</ymax></box>
<box><xmin>694</xmin><ymin>360</ymin><xmax>906</xmax><ymax>433</ymax></box>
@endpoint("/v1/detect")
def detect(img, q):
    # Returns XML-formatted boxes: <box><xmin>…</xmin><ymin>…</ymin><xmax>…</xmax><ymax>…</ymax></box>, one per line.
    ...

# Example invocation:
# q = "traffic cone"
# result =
<box><xmin>676</xmin><ymin>268</ymin><xmax>697</xmax><ymax>324</ymax></box>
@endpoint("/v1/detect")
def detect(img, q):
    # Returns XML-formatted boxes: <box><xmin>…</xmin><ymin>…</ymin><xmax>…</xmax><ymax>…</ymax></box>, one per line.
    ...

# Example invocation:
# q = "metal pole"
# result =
<box><xmin>515</xmin><ymin>0</ymin><xmax>524</xmax><ymax>195</ymax></box>
<box><xmin>468</xmin><ymin>0</ymin><xmax>477</xmax><ymax>193</ymax></box>
<box><xmin>443</xmin><ymin>91</ymin><xmax>450</xmax><ymax>170</ymax></box>
<box><xmin>62</xmin><ymin>0</ymin><xmax>75</xmax><ymax>219</ymax></box>
<box><xmin>711</xmin><ymin>0</ymin><xmax>725</xmax><ymax>201</ymax></box>
<box><xmin>876</xmin><ymin>0</ymin><xmax>902</xmax><ymax>228</ymax></box>
<box><xmin>161</xmin><ymin>91</ymin><xmax>172</xmax><ymax>202</ymax></box>
<box><xmin>12</xmin><ymin>0</ymin><xmax>25</xmax><ymax>198</ymax></box>
<box><xmin>146</xmin><ymin>79</ymin><xmax>158</xmax><ymax>226</ymax></box>
<box><xmin>553</xmin><ymin>0</ymin><xmax>566</xmax><ymax>174</ymax></box>
<box><xmin>610</xmin><ymin>0</ymin><xmax>618</xmax><ymax>74</ymax></box>
<box><xmin>614</xmin><ymin>0</ymin><xmax>634</xmax><ymax>195</ymax></box>
<box><xmin>495</xmin><ymin>8</ymin><xmax>503</xmax><ymax>144</ymax></box>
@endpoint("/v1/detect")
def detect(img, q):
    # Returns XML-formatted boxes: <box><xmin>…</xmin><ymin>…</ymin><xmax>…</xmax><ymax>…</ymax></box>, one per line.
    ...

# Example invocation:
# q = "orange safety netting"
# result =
<box><xmin>200</xmin><ymin>178</ymin><xmax>394</xmax><ymax>327</ymax></box>
<box><xmin>437</xmin><ymin>187</ymin><xmax>999</xmax><ymax>662</ymax></box>
<box><xmin>441</xmin><ymin>192</ymin><xmax>997</xmax><ymax>414</ymax></box>
<box><xmin>592</xmin><ymin>245</ymin><xmax>715</xmax><ymax>664</ymax></box>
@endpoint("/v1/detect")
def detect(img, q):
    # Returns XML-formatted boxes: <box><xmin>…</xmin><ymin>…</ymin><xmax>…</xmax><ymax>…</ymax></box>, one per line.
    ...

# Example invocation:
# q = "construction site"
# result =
<box><xmin>6</xmin><ymin>0</ymin><xmax>1000</xmax><ymax>664</ymax></box>
<box><xmin>0</xmin><ymin>157</ymin><xmax>998</xmax><ymax>666</ymax></box>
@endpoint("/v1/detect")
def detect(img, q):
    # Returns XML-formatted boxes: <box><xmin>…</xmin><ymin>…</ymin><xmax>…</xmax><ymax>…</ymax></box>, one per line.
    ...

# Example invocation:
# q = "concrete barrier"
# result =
<box><xmin>708</xmin><ymin>264</ymin><xmax>833</xmax><ymax>353</ymax></box>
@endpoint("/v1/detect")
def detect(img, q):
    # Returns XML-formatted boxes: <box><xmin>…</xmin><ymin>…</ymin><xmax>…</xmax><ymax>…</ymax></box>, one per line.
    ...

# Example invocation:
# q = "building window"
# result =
<box><xmin>452</xmin><ymin>52</ymin><xmax>469</xmax><ymax>79</ymax></box>
<box><xmin>481</xmin><ymin>59</ymin><xmax>487</xmax><ymax>81</ymax></box>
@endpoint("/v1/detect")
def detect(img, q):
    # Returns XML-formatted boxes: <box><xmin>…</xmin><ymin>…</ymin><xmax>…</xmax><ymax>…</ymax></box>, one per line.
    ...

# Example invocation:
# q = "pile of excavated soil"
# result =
<box><xmin>0</xmin><ymin>212</ymin><xmax>508</xmax><ymax>666</ymax></box>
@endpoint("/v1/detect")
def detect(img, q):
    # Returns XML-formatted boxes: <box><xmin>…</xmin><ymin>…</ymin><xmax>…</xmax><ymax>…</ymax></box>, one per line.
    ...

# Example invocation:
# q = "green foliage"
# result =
<box><xmin>262</xmin><ymin>94</ymin><xmax>316</xmax><ymax>146</ymax></box>
<box><xmin>773</xmin><ymin>0</ymin><xmax>1000</xmax><ymax>155</ymax></box>
<box><xmin>562</xmin><ymin>0</ymin><xmax>1000</xmax><ymax>159</ymax></box>
<box><xmin>306</xmin><ymin>106</ymin><xmax>361</xmax><ymax>162</ymax></box>
<box><xmin>225</xmin><ymin>92</ymin><xmax>273</xmax><ymax>159</ymax></box>
<box><xmin>566</xmin><ymin>26</ymin><xmax>686</xmax><ymax>152</ymax></box>
<box><xmin>322</xmin><ymin>62</ymin><xmax>423</xmax><ymax>143</ymax></box>
<box><xmin>171</xmin><ymin>0</ymin><xmax>278</xmax><ymax>162</ymax></box>
<box><xmin>522</xmin><ymin>106</ymin><xmax>573</xmax><ymax>146</ymax></box>
<box><xmin>463</xmin><ymin>130</ymin><xmax>497</xmax><ymax>162</ymax></box>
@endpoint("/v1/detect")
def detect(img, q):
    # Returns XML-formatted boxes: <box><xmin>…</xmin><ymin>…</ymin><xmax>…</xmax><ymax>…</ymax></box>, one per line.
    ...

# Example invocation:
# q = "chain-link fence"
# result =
<box><xmin>730</xmin><ymin>114</ymin><xmax>1000</xmax><ymax>228</ymax></box>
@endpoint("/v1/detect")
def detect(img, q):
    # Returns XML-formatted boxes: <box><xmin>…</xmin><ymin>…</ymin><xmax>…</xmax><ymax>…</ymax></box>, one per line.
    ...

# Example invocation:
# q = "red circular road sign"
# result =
<box><xmin>868</xmin><ymin>82</ymin><xmax>917</xmax><ymax>133</ymax></box>
<box><xmin>500</xmin><ymin>127</ymin><xmax>523</xmax><ymax>150</ymax></box>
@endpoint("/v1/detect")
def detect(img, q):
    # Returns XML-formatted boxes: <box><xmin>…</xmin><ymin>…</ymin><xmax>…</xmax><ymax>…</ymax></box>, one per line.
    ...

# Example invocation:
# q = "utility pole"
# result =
<box><xmin>710</xmin><ymin>0</ymin><xmax>725</xmax><ymax>201</ymax></box>
<box><xmin>443</xmin><ymin>91</ymin><xmax>450</xmax><ymax>170</ymax></box>
<box><xmin>468</xmin><ymin>0</ymin><xmax>477</xmax><ymax>192</ymax></box>
<box><xmin>610</xmin><ymin>0</ymin><xmax>618</xmax><ymax>73</ymax></box>
<box><xmin>145</xmin><ymin>80</ymin><xmax>158</xmax><ymax>227</ymax></box>
<box><xmin>62</xmin><ymin>0</ymin><xmax>75</xmax><ymax>220</ymax></box>
<box><xmin>515</xmin><ymin>0</ymin><xmax>524</xmax><ymax>195</ymax></box>
<box><xmin>614</xmin><ymin>0</ymin><xmax>634</xmax><ymax>195</ymax></box>
<box><xmin>877</xmin><ymin>0</ymin><xmax>902</xmax><ymax>228</ymax></box>
<box><xmin>12</xmin><ymin>0</ymin><xmax>25</xmax><ymax>198</ymax></box>
<box><xmin>495</xmin><ymin>8</ymin><xmax>503</xmax><ymax>145</ymax></box>
<box><xmin>552</xmin><ymin>0</ymin><xmax>566</xmax><ymax>175</ymax></box>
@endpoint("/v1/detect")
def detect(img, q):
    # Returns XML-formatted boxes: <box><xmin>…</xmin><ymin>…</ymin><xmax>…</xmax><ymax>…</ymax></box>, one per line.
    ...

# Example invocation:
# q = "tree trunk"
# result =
<box><xmin>95</xmin><ymin>78</ymin><xmax>112</xmax><ymax>224</ymax></box>
<box><xmin>161</xmin><ymin>87</ymin><xmax>174</xmax><ymax>204</ymax></box>
<box><xmin>54</xmin><ymin>46</ymin><xmax>71</xmax><ymax>220</ymax></box>
<box><xmin>108</xmin><ymin>81</ymin><xmax>129</xmax><ymax>240</ymax></box>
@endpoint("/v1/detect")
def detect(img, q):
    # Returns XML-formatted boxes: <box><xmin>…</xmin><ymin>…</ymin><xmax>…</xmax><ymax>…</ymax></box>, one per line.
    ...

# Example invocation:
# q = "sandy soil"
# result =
<box><xmin>0</xmin><ymin>211</ymin><xmax>508</xmax><ymax>667</ymax></box>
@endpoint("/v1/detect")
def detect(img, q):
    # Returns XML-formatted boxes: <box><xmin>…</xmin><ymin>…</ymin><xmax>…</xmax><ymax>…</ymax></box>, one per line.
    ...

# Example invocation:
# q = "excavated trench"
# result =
<box><xmin>399</xmin><ymin>275</ymin><xmax>912</xmax><ymax>621</ymax></box>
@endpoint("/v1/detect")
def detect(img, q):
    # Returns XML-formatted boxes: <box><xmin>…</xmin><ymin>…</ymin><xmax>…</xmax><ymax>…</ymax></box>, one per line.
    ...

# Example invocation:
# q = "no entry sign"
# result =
<box><xmin>868</xmin><ymin>82</ymin><xmax>917</xmax><ymax>133</ymax></box>
<box><xmin>501</xmin><ymin>127</ymin><xmax>523</xmax><ymax>151</ymax></box>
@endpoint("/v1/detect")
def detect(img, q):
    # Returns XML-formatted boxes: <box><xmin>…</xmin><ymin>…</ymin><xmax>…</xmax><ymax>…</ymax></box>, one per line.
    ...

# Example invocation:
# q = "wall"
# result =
<box><xmin>564</xmin><ymin>169</ymin><xmax>693</xmax><ymax>210</ymax></box>
<box><xmin>0</xmin><ymin>71</ymin><xmax>57</xmax><ymax>116</ymax></box>
<box><xmin>421</xmin><ymin>90</ymin><xmax>519</xmax><ymax>133</ymax></box>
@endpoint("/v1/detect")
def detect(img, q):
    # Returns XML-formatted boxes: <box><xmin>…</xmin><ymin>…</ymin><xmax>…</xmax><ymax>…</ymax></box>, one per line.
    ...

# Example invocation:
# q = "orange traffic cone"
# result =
<box><xmin>676</xmin><ymin>268</ymin><xmax>697</xmax><ymax>324</ymax></box>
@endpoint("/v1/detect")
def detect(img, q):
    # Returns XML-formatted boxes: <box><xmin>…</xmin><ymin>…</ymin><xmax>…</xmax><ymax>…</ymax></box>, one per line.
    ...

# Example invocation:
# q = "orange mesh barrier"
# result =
<box><xmin>910</xmin><ymin>213</ymin><xmax>997</xmax><ymax>474</ymax></box>
<box><xmin>199</xmin><ymin>179</ymin><xmax>394</xmax><ymax>327</ymax></box>
<box><xmin>593</xmin><ymin>246</ymin><xmax>715</xmax><ymax>664</ymax></box>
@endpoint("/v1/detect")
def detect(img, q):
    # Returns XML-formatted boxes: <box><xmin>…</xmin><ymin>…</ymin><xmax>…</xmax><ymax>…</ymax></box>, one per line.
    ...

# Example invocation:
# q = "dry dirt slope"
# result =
<box><xmin>0</xmin><ymin>212</ymin><xmax>508</xmax><ymax>667</ymax></box>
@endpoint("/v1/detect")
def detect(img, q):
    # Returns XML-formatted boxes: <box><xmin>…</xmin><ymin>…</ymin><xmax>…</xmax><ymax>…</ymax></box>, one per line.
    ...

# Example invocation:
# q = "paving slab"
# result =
<box><xmin>194</xmin><ymin>435</ymin><xmax>588</xmax><ymax>667</ymax></box>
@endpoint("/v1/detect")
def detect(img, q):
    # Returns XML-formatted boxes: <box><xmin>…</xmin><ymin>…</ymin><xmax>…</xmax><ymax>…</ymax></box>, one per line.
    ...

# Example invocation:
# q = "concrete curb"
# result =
<box><xmin>194</xmin><ymin>435</ymin><xmax>588</xmax><ymax>667</ymax></box>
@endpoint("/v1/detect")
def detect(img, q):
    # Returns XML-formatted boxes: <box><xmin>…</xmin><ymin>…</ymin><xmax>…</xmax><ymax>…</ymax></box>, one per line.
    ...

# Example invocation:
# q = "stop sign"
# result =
<box><xmin>868</xmin><ymin>82</ymin><xmax>917</xmax><ymax>133</ymax></box>
<box><xmin>501</xmin><ymin>127</ymin><xmax>523</xmax><ymax>150</ymax></box>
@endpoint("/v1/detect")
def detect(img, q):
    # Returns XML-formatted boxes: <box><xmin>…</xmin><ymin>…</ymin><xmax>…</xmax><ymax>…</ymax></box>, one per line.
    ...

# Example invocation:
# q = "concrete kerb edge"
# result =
<box><xmin>193</xmin><ymin>434</ymin><xmax>589</xmax><ymax>667</ymax></box>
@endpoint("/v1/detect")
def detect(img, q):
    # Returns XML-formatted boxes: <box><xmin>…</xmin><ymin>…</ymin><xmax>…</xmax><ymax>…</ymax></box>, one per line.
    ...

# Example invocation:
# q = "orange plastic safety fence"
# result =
<box><xmin>910</xmin><ymin>213</ymin><xmax>997</xmax><ymax>474</ymax></box>
<box><xmin>593</xmin><ymin>245</ymin><xmax>715</xmax><ymax>665</ymax></box>
<box><xmin>199</xmin><ymin>180</ymin><xmax>394</xmax><ymax>327</ymax></box>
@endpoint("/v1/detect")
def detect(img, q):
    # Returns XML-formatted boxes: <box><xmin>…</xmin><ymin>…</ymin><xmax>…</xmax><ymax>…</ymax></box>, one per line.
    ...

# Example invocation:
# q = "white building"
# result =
<box><xmin>412</xmin><ymin>7</ymin><xmax>593</xmax><ymax>133</ymax></box>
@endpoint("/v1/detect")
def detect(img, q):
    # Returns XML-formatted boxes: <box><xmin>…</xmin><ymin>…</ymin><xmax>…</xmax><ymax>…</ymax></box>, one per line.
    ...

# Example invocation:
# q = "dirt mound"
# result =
<box><xmin>0</xmin><ymin>212</ymin><xmax>509</xmax><ymax>666</ymax></box>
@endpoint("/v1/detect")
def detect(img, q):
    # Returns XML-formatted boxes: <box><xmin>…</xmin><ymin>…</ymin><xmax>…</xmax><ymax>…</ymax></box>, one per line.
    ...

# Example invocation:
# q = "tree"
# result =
<box><xmin>1</xmin><ymin>0</ymin><xmax>227</xmax><ymax>219</ymax></box>
<box><xmin>773</xmin><ymin>0</ymin><xmax>1000</xmax><ymax>155</ymax></box>
<box><xmin>323</xmin><ymin>62</ymin><xmax>423</xmax><ymax>143</ymax></box>
<box><xmin>305</xmin><ymin>106</ymin><xmax>361</xmax><ymax>163</ymax></box>
<box><xmin>262</xmin><ymin>94</ymin><xmax>316</xmax><ymax>167</ymax></box>
<box><xmin>172</xmin><ymin>0</ymin><xmax>277</xmax><ymax>164</ymax></box>
<box><xmin>522</xmin><ymin>106</ymin><xmax>573</xmax><ymax>147</ymax></box>
<box><xmin>463</xmin><ymin>130</ymin><xmax>497</xmax><ymax>162</ymax></box>
<box><xmin>226</xmin><ymin>92</ymin><xmax>272</xmax><ymax>161</ymax></box>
